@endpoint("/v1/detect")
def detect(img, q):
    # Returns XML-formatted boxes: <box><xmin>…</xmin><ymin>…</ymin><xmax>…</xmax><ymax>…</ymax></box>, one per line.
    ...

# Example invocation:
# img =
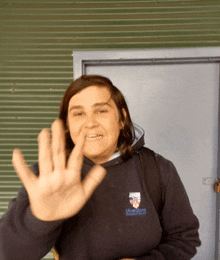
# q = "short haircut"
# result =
<box><xmin>59</xmin><ymin>75</ymin><xmax>135</xmax><ymax>161</ymax></box>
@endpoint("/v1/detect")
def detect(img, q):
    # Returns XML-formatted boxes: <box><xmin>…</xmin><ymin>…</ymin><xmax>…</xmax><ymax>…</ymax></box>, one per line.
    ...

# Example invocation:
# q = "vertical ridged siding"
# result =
<box><xmin>0</xmin><ymin>1</ymin><xmax>220</xmax><ymax>259</ymax></box>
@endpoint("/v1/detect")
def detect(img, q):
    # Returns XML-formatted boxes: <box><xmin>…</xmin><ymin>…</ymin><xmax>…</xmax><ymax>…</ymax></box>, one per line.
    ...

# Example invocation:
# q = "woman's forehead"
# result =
<box><xmin>68</xmin><ymin>85</ymin><xmax>113</xmax><ymax>108</ymax></box>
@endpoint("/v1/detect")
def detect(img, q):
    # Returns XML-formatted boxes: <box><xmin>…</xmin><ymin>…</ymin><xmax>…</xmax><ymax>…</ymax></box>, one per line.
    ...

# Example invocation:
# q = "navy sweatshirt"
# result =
<box><xmin>0</xmin><ymin>126</ymin><xmax>201</xmax><ymax>260</ymax></box>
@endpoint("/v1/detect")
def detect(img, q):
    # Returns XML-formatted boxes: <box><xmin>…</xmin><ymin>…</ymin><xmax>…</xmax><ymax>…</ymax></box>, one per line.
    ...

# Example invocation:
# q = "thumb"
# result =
<box><xmin>82</xmin><ymin>165</ymin><xmax>107</xmax><ymax>200</ymax></box>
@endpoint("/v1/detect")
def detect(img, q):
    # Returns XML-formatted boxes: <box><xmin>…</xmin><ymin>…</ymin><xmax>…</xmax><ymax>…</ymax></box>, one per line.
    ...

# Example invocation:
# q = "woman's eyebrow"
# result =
<box><xmin>69</xmin><ymin>102</ymin><xmax>112</xmax><ymax>112</ymax></box>
<box><xmin>69</xmin><ymin>96</ymin><xmax>113</xmax><ymax>111</ymax></box>
<box><xmin>69</xmin><ymin>105</ymin><xmax>83</xmax><ymax>111</ymax></box>
<box><xmin>92</xmin><ymin>102</ymin><xmax>112</xmax><ymax>108</ymax></box>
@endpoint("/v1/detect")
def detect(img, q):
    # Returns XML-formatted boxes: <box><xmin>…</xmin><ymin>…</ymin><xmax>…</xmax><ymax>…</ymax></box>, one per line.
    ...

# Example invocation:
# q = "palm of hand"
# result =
<box><xmin>12</xmin><ymin>119</ymin><xmax>106</xmax><ymax>221</ymax></box>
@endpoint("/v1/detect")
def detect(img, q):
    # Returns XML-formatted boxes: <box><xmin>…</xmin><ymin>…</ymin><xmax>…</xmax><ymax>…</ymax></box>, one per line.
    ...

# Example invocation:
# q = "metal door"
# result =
<box><xmin>73</xmin><ymin>47</ymin><xmax>220</xmax><ymax>259</ymax></box>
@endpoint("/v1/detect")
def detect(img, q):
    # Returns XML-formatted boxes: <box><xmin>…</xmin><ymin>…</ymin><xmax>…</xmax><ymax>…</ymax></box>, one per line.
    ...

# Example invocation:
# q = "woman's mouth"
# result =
<box><xmin>86</xmin><ymin>134</ymin><xmax>103</xmax><ymax>140</ymax></box>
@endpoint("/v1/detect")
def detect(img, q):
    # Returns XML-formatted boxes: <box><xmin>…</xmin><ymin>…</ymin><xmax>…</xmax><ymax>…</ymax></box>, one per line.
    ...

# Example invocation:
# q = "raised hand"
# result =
<box><xmin>12</xmin><ymin>119</ymin><xmax>106</xmax><ymax>221</ymax></box>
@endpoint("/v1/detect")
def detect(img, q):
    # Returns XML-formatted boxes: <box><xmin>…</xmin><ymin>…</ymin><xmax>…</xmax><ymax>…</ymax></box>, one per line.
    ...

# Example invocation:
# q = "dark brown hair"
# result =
<box><xmin>59</xmin><ymin>75</ymin><xmax>135</xmax><ymax>160</ymax></box>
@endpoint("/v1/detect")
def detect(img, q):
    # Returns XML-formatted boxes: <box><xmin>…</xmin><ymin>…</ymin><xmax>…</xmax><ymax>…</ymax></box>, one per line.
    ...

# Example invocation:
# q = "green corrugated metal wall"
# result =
<box><xmin>0</xmin><ymin>0</ymin><xmax>220</xmax><ymax>259</ymax></box>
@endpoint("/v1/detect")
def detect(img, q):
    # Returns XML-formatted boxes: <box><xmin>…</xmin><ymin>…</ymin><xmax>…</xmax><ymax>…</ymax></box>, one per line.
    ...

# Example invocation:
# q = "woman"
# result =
<box><xmin>0</xmin><ymin>75</ymin><xmax>201</xmax><ymax>260</ymax></box>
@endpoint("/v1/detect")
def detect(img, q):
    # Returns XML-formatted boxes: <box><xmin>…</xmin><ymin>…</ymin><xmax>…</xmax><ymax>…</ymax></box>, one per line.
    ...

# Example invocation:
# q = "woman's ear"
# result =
<box><xmin>120</xmin><ymin>108</ymin><xmax>127</xmax><ymax>129</ymax></box>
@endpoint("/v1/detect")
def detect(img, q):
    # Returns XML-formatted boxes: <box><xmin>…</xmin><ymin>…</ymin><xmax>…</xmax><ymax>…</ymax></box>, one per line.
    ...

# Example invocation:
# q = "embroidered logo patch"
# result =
<box><xmin>129</xmin><ymin>192</ymin><xmax>141</xmax><ymax>209</ymax></box>
<box><xmin>126</xmin><ymin>192</ymin><xmax>146</xmax><ymax>216</ymax></box>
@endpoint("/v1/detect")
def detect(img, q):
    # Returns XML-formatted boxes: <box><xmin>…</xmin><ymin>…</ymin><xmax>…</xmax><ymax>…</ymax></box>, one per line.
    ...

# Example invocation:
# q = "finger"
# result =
<box><xmin>82</xmin><ymin>165</ymin><xmax>107</xmax><ymax>200</ymax></box>
<box><xmin>38</xmin><ymin>128</ymin><xmax>53</xmax><ymax>176</ymax></box>
<box><xmin>67</xmin><ymin>128</ymin><xmax>86</xmax><ymax>171</ymax></box>
<box><xmin>12</xmin><ymin>149</ymin><xmax>37</xmax><ymax>188</ymax></box>
<box><xmin>51</xmin><ymin>119</ymin><xmax>66</xmax><ymax>171</ymax></box>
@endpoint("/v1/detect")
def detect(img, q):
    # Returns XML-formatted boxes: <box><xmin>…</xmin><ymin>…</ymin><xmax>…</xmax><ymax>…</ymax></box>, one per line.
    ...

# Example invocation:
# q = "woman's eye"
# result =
<box><xmin>73</xmin><ymin>112</ymin><xmax>84</xmax><ymax>117</ymax></box>
<box><xmin>97</xmin><ymin>109</ymin><xmax>108</xmax><ymax>114</ymax></box>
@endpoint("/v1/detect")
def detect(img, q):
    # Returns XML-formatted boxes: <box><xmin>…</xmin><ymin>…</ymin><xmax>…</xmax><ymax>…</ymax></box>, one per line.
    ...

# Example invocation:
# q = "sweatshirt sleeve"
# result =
<box><xmin>136</xmin><ymin>155</ymin><xmax>201</xmax><ymax>260</ymax></box>
<box><xmin>0</xmin><ymin>164</ymin><xmax>64</xmax><ymax>260</ymax></box>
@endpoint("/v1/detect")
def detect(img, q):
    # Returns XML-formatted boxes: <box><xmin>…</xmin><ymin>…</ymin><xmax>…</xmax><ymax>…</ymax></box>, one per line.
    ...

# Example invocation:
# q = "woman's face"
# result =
<box><xmin>67</xmin><ymin>86</ymin><xmax>123</xmax><ymax>164</ymax></box>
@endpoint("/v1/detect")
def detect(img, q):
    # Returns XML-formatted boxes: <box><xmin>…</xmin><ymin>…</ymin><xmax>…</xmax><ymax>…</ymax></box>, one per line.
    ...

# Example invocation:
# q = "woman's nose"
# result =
<box><xmin>84</xmin><ymin>114</ymin><xmax>98</xmax><ymax>129</ymax></box>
